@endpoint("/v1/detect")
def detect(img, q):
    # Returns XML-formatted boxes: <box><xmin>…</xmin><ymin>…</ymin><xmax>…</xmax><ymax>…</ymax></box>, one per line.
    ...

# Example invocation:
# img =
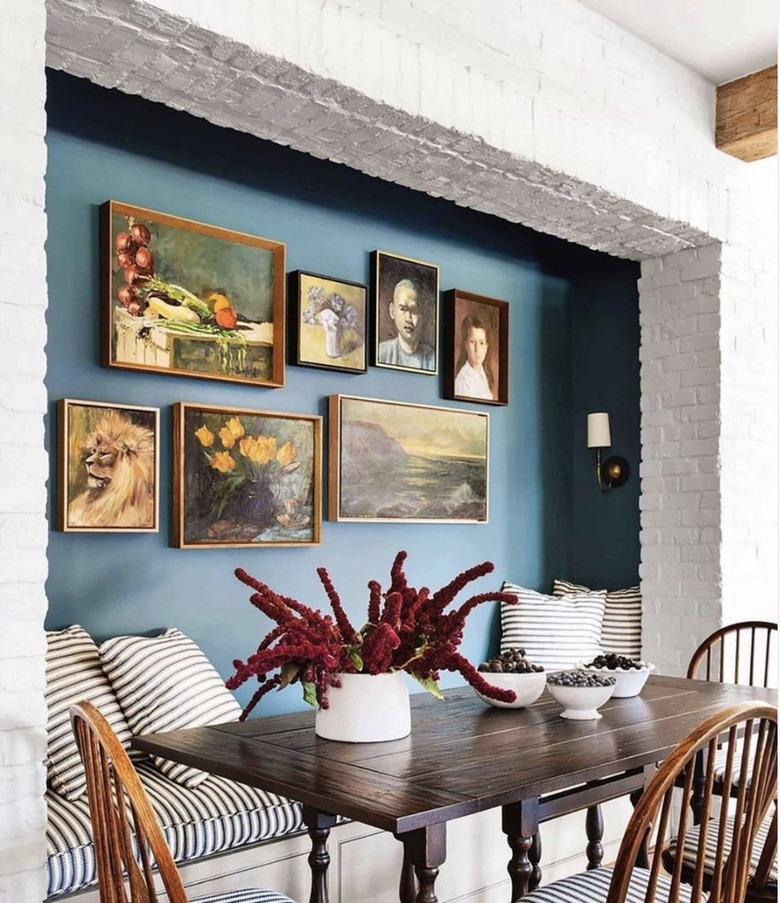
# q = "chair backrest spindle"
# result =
<box><xmin>606</xmin><ymin>702</ymin><xmax>777</xmax><ymax>903</ymax></box>
<box><xmin>70</xmin><ymin>701</ymin><xmax>190</xmax><ymax>903</ymax></box>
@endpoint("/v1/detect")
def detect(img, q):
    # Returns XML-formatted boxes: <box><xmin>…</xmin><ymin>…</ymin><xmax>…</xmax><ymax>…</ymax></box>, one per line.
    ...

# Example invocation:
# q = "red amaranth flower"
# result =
<box><xmin>228</xmin><ymin>553</ymin><xmax>514</xmax><ymax>718</ymax></box>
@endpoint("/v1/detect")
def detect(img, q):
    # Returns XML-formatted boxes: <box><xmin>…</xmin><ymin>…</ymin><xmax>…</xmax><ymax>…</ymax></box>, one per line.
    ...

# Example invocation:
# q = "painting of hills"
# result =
<box><xmin>329</xmin><ymin>396</ymin><xmax>489</xmax><ymax>523</ymax></box>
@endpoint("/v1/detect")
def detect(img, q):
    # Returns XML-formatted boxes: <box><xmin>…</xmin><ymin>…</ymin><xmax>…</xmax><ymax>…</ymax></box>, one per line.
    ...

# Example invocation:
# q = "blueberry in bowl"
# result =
<box><xmin>546</xmin><ymin>670</ymin><xmax>616</xmax><ymax>720</ymax></box>
<box><xmin>577</xmin><ymin>653</ymin><xmax>655</xmax><ymax>698</ymax></box>
<box><xmin>475</xmin><ymin>648</ymin><xmax>546</xmax><ymax>709</ymax></box>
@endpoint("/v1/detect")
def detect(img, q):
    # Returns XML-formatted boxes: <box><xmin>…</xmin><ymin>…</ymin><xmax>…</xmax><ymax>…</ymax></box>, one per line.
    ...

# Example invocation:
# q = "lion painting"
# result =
<box><xmin>67</xmin><ymin>408</ymin><xmax>157</xmax><ymax>530</ymax></box>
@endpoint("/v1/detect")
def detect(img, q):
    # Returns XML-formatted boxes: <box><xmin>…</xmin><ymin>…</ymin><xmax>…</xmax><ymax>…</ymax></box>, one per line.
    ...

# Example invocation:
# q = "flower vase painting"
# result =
<box><xmin>101</xmin><ymin>201</ymin><xmax>286</xmax><ymax>387</ymax></box>
<box><xmin>288</xmin><ymin>270</ymin><xmax>368</xmax><ymax>373</ymax></box>
<box><xmin>173</xmin><ymin>403</ymin><xmax>322</xmax><ymax>548</ymax></box>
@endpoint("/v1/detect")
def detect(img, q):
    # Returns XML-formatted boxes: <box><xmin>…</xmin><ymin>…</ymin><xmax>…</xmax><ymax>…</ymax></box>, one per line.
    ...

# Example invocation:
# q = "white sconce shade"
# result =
<box><xmin>587</xmin><ymin>412</ymin><xmax>611</xmax><ymax>448</ymax></box>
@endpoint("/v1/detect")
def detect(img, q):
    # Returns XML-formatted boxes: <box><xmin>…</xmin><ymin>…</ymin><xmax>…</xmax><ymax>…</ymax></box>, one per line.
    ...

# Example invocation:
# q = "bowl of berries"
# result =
<box><xmin>475</xmin><ymin>649</ymin><xmax>546</xmax><ymax>709</ymax></box>
<box><xmin>577</xmin><ymin>654</ymin><xmax>655</xmax><ymax>698</ymax></box>
<box><xmin>546</xmin><ymin>670</ymin><xmax>617</xmax><ymax>720</ymax></box>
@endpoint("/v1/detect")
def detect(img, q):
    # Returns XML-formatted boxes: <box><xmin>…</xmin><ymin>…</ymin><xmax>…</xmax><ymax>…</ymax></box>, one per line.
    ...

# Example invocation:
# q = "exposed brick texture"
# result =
<box><xmin>0</xmin><ymin>2</ymin><xmax>48</xmax><ymax>901</ymax></box>
<box><xmin>2</xmin><ymin>1</ymin><xmax>777</xmax><ymax>898</ymax></box>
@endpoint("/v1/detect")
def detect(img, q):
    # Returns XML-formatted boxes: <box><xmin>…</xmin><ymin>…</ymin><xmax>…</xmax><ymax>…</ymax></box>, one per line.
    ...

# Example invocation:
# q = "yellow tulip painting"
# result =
<box><xmin>175</xmin><ymin>403</ymin><xmax>322</xmax><ymax>549</ymax></box>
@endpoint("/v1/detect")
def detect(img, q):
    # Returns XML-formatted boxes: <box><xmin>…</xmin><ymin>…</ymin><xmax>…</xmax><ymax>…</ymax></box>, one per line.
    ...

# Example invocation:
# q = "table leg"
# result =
<box><xmin>530</xmin><ymin>830</ymin><xmax>542</xmax><ymax>888</ymax></box>
<box><xmin>502</xmin><ymin>799</ymin><xmax>540</xmax><ymax>901</ymax></box>
<box><xmin>396</xmin><ymin>823</ymin><xmax>446</xmax><ymax>903</ymax></box>
<box><xmin>302</xmin><ymin>806</ymin><xmax>337</xmax><ymax>903</ymax></box>
<box><xmin>398</xmin><ymin>843</ymin><xmax>418</xmax><ymax>903</ymax></box>
<box><xmin>585</xmin><ymin>804</ymin><xmax>604</xmax><ymax>869</ymax></box>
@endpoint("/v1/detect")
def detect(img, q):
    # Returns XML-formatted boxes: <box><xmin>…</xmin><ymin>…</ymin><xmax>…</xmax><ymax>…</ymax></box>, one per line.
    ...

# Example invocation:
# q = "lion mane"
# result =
<box><xmin>68</xmin><ymin>411</ymin><xmax>156</xmax><ymax>529</ymax></box>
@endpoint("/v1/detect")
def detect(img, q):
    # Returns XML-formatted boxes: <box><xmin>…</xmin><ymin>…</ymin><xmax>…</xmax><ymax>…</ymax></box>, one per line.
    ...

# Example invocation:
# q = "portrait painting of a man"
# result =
<box><xmin>372</xmin><ymin>251</ymin><xmax>439</xmax><ymax>374</ymax></box>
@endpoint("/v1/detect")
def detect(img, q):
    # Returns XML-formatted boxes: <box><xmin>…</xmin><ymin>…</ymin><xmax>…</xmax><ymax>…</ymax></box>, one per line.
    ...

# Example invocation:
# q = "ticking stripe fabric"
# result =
<box><xmin>521</xmin><ymin>866</ymin><xmax>695</xmax><ymax>903</ymax></box>
<box><xmin>553</xmin><ymin>579</ymin><xmax>642</xmax><ymax>659</ymax></box>
<box><xmin>666</xmin><ymin>810</ymin><xmax>777</xmax><ymax>886</ymax></box>
<box><xmin>45</xmin><ymin>625</ymin><xmax>134</xmax><ymax>801</ymax></box>
<box><xmin>500</xmin><ymin>583</ymin><xmax>606</xmax><ymax>673</ymax></box>
<box><xmin>99</xmin><ymin>628</ymin><xmax>242</xmax><ymax>788</ymax></box>
<box><xmin>192</xmin><ymin>892</ymin><xmax>296</xmax><ymax>903</ymax></box>
<box><xmin>45</xmin><ymin>761</ymin><xmax>303</xmax><ymax>898</ymax></box>
<box><xmin>713</xmin><ymin>743</ymin><xmax>755</xmax><ymax>790</ymax></box>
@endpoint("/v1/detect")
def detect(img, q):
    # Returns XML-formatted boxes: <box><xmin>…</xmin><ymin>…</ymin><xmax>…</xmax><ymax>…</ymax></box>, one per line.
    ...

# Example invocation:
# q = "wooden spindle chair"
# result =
<box><xmin>687</xmin><ymin>621</ymin><xmax>778</xmax><ymax>690</ymax></box>
<box><xmin>70</xmin><ymin>700</ymin><xmax>299</xmax><ymax>903</ymax></box>
<box><xmin>686</xmin><ymin>622</ymin><xmax>777</xmax><ymax>821</ymax></box>
<box><xmin>519</xmin><ymin>700</ymin><xmax>777</xmax><ymax>903</ymax></box>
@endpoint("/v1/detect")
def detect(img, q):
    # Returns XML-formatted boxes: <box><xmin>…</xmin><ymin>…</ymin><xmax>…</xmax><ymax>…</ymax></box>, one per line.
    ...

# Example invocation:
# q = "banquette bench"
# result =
<box><xmin>44</xmin><ymin>625</ymin><xmax>316</xmax><ymax>900</ymax></box>
<box><xmin>45</xmin><ymin>578</ymin><xmax>641</xmax><ymax>900</ymax></box>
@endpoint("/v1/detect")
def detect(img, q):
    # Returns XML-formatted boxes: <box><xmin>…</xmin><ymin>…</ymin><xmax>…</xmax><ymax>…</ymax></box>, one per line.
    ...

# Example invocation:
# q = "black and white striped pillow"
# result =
<box><xmin>46</xmin><ymin>625</ymin><xmax>134</xmax><ymax>800</ymax></box>
<box><xmin>500</xmin><ymin>583</ymin><xmax>607</xmax><ymax>672</ymax></box>
<box><xmin>99</xmin><ymin>628</ymin><xmax>241</xmax><ymax>788</ymax></box>
<box><xmin>553</xmin><ymin>579</ymin><xmax>642</xmax><ymax>659</ymax></box>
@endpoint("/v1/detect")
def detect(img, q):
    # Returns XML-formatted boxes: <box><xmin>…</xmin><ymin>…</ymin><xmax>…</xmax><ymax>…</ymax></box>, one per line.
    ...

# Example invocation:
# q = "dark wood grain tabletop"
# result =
<box><xmin>133</xmin><ymin>675</ymin><xmax>776</xmax><ymax>903</ymax></box>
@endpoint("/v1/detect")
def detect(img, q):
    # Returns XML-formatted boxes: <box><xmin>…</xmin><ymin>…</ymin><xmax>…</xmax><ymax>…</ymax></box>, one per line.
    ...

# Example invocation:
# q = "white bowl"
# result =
<box><xmin>475</xmin><ymin>670</ymin><xmax>547</xmax><ymax>709</ymax></box>
<box><xmin>577</xmin><ymin>663</ymin><xmax>655</xmax><ymax>698</ymax></box>
<box><xmin>546</xmin><ymin>676</ymin><xmax>616</xmax><ymax>720</ymax></box>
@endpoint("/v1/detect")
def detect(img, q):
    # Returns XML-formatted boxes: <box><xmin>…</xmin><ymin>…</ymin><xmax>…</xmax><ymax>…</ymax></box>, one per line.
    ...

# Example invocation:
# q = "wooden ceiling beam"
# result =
<box><xmin>716</xmin><ymin>65</ymin><xmax>777</xmax><ymax>162</ymax></box>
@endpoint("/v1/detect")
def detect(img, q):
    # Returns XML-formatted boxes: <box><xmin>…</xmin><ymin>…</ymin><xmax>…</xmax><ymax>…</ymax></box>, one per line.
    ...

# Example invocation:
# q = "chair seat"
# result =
<box><xmin>713</xmin><ymin>743</ymin><xmax>755</xmax><ymax>790</ymax></box>
<box><xmin>192</xmin><ymin>891</ymin><xmax>297</xmax><ymax>903</ymax></box>
<box><xmin>666</xmin><ymin>811</ymin><xmax>777</xmax><ymax>886</ymax></box>
<box><xmin>521</xmin><ymin>866</ymin><xmax>696</xmax><ymax>903</ymax></box>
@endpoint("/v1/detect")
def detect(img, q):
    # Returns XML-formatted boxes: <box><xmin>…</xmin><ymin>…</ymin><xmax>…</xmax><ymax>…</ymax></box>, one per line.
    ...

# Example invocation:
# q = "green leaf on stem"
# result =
<box><xmin>411</xmin><ymin>673</ymin><xmax>444</xmax><ymax>700</ymax></box>
<box><xmin>302</xmin><ymin>681</ymin><xmax>318</xmax><ymax>708</ymax></box>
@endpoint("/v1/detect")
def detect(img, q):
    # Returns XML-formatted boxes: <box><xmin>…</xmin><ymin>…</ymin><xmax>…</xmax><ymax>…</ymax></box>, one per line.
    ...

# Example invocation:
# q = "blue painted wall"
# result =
<box><xmin>44</xmin><ymin>72</ymin><xmax>639</xmax><ymax>714</ymax></box>
<box><xmin>570</xmin><ymin>271</ymin><xmax>642</xmax><ymax>589</ymax></box>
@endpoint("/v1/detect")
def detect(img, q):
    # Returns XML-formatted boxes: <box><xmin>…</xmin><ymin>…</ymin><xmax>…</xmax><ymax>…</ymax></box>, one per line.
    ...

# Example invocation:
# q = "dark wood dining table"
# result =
<box><xmin>133</xmin><ymin>675</ymin><xmax>776</xmax><ymax>903</ymax></box>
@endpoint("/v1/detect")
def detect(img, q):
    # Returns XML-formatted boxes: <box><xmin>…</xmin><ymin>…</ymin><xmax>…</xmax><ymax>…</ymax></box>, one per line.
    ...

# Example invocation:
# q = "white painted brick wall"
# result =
<box><xmin>0</xmin><ymin>3</ymin><xmax>48</xmax><ymax>902</ymax></box>
<box><xmin>638</xmin><ymin>245</ymin><xmax>724</xmax><ymax>675</ymax></box>
<box><xmin>1</xmin><ymin>0</ymin><xmax>776</xmax><ymax>897</ymax></box>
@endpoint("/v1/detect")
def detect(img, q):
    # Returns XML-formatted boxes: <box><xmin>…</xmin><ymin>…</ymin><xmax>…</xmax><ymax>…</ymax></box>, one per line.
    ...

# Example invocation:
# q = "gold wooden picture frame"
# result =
<box><xmin>174</xmin><ymin>402</ymin><xmax>322</xmax><ymax>548</ymax></box>
<box><xmin>329</xmin><ymin>394</ymin><xmax>489</xmax><ymax>523</ymax></box>
<box><xmin>57</xmin><ymin>398</ymin><xmax>160</xmax><ymax>533</ymax></box>
<box><xmin>101</xmin><ymin>200</ymin><xmax>286</xmax><ymax>387</ymax></box>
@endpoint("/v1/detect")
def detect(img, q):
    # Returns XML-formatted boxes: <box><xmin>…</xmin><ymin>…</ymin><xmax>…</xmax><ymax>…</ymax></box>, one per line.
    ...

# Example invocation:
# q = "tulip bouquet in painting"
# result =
<box><xmin>227</xmin><ymin>551</ymin><xmax>519</xmax><ymax>719</ymax></box>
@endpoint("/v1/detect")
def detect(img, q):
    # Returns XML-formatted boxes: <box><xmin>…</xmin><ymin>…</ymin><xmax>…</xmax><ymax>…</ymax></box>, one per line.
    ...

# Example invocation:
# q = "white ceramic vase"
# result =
<box><xmin>315</xmin><ymin>671</ymin><xmax>411</xmax><ymax>742</ymax></box>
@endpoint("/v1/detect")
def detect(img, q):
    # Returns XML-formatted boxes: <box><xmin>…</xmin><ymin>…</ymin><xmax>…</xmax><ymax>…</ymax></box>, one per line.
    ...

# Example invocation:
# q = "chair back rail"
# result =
<box><xmin>687</xmin><ymin>622</ymin><xmax>778</xmax><ymax>689</ymax></box>
<box><xmin>606</xmin><ymin>701</ymin><xmax>777</xmax><ymax>903</ymax></box>
<box><xmin>71</xmin><ymin>700</ymin><xmax>190</xmax><ymax>903</ymax></box>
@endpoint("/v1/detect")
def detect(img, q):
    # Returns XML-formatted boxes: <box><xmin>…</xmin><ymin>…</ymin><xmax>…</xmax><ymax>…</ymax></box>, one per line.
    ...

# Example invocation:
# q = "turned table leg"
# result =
<box><xmin>585</xmin><ymin>804</ymin><xmax>604</xmax><ymax>869</ymax></box>
<box><xmin>530</xmin><ymin>830</ymin><xmax>542</xmax><ymax>888</ymax></box>
<box><xmin>397</xmin><ymin>824</ymin><xmax>447</xmax><ymax>903</ymax></box>
<box><xmin>502</xmin><ymin>799</ymin><xmax>541</xmax><ymax>900</ymax></box>
<box><xmin>303</xmin><ymin>806</ymin><xmax>337</xmax><ymax>903</ymax></box>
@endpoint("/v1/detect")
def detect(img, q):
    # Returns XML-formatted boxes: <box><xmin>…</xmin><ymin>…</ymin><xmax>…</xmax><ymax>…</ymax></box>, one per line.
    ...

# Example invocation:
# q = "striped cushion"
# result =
<box><xmin>45</xmin><ymin>625</ymin><xmax>134</xmax><ymax>801</ymax></box>
<box><xmin>666</xmin><ymin>810</ymin><xmax>777</xmax><ymax>886</ymax></box>
<box><xmin>500</xmin><ymin>583</ymin><xmax>606</xmax><ymax>672</ymax></box>
<box><xmin>45</xmin><ymin>761</ymin><xmax>303</xmax><ymax>897</ymax></box>
<box><xmin>713</xmin><ymin>742</ymin><xmax>755</xmax><ymax>789</ymax></box>
<box><xmin>553</xmin><ymin>579</ymin><xmax>642</xmax><ymax>659</ymax></box>
<box><xmin>99</xmin><ymin>628</ymin><xmax>242</xmax><ymax>788</ymax></box>
<box><xmin>522</xmin><ymin>866</ymin><xmax>694</xmax><ymax>902</ymax></box>
<box><xmin>193</xmin><ymin>893</ymin><xmax>296</xmax><ymax>903</ymax></box>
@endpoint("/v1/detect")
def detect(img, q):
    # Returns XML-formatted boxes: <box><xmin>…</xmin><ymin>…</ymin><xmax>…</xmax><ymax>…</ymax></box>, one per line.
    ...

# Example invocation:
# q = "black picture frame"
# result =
<box><xmin>288</xmin><ymin>270</ymin><xmax>368</xmax><ymax>374</ymax></box>
<box><xmin>371</xmin><ymin>250</ymin><xmax>439</xmax><ymax>375</ymax></box>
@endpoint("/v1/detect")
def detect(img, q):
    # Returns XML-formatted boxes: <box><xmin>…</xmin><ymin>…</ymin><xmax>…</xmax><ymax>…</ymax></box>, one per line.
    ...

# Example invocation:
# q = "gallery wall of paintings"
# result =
<box><xmin>44</xmin><ymin>71</ymin><xmax>640</xmax><ymax>714</ymax></box>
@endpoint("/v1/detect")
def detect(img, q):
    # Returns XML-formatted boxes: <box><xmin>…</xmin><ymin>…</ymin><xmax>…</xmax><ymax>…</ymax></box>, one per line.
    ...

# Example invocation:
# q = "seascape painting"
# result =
<box><xmin>174</xmin><ymin>403</ymin><xmax>322</xmax><ymax>549</ymax></box>
<box><xmin>101</xmin><ymin>201</ymin><xmax>286</xmax><ymax>387</ymax></box>
<box><xmin>329</xmin><ymin>395</ymin><xmax>489</xmax><ymax>523</ymax></box>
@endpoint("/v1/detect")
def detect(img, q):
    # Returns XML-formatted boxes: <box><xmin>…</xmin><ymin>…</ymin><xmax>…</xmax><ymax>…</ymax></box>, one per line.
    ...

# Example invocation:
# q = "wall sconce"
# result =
<box><xmin>587</xmin><ymin>412</ymin><xmax>629</xmax><ymax>492</ymax></box>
